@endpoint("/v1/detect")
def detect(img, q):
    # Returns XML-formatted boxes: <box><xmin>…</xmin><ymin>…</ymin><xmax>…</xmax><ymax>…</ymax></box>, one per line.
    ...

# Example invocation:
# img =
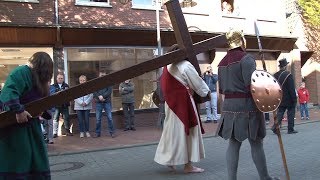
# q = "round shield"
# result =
<box><xmin>250</xmin><ymin>70</ymin><xmax>282</xmax><ymax>112</ymax></box>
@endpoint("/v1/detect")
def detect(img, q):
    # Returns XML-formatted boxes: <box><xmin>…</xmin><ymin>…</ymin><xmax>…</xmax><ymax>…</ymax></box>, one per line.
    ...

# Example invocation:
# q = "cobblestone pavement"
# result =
<box><xmin>50</xmin><ymin>121</ymin><xmax>320</xmax><ymax>180</ymax></box>
<box><xmin>47</xmin><ymin>108</ymin><xmax>320</xmax><ymax>156</ymax></box>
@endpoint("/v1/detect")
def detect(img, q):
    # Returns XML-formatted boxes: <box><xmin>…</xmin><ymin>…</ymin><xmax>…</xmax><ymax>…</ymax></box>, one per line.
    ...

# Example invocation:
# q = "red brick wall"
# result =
<box><xmin>291</xmin><ymin>60</ymin><xmax>302</xmax><ymax>90</ymax></box>
<box><xmin>305</xmin><ymin>70</ymin><xmax>320</xmax><ymax>105</ymax></box>
<box><xmin>0</xmin><ymin>0</ymin><xmax>55</xmax><ymax>26</ymax></box>
<box><xmin>0</xmin><ymin>0</ymin><xmax>172</xmax><ymax>30</ymax></box>
<box><xmin>58</xmin><ymin>0</ymin><xmax>171</xmax><ymax>29</ymax></box>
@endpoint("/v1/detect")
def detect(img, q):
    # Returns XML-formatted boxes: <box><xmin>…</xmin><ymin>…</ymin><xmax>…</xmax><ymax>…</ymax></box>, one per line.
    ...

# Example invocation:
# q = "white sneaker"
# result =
<box><xmin>80</xmin><ymin>132</ymin><xmax>84</xmax><ymax>138</ymax></box>
<box><xmin>86</xmin><ymin>132</ymin><xmax>91</xmax><ymax>137</ymax></box>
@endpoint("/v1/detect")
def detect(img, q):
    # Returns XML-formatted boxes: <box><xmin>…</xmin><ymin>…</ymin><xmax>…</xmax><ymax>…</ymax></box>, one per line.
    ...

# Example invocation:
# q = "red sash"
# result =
<box><xmin>161</xmin><ymin>66</ymin><xmax>204</xmax><ymax>135</ymax></box>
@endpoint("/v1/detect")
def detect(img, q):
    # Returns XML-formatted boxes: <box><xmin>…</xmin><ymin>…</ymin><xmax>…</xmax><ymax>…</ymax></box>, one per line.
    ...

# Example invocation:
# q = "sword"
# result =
<box><xmin>254</xmin><ymin>21</ymin><xmax>291</xmax><ymax>180</ymax></box>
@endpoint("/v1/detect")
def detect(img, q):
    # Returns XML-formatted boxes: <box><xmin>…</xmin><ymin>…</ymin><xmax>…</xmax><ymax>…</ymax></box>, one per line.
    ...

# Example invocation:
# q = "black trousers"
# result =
<box><xmin>273</xmin><ymin>105</ymin><xmax>296</xmax><ymax>132</ymax></box>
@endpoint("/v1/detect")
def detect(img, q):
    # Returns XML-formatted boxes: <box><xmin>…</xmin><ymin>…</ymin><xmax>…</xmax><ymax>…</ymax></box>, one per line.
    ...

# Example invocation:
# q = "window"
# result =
<box><xmin>75</xmin><ymin>0</ymin><xmax>111</xmax><ymax>8</ymax></box>
<box><xmin>0</xmin><ymin>0</ymin><xmax>39</xmax><ymax>3</ymax></box>
<box><xmin>180</xmin><ymin>0</ymin><xmax>210</xmax><ymax>16</ymax></box>
<box><xmin>66</xmin><ymin>47</ymin><xmax>158</xmax><ymax>112</ymax></box>
<box><xmin>221</xmin><ymin>0</ymin><xmax>240</xmax><ymax>17</ymax></box>
<box><xmin>0</xmin><ymin>47</ymin><xmax>53</xmax><ymax>90</ymax></box>
<box><xmin>132</xmin><ymin>0</ymin><xmax>159</xmax><ymax>10</ymax></box>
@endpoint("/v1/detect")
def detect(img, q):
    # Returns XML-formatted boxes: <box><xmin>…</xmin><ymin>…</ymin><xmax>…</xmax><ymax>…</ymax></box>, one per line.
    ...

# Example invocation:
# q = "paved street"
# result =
<box><xmin>50</xmin><ymin>121</ymin><xmax>320</xmax><ymax>180</ymax></box>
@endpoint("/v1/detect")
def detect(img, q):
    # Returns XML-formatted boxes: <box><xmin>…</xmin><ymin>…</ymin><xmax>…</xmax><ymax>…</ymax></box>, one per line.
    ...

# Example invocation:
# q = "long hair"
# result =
<box><xmin>29</xmin><ymin>52</ymin><xmax>53</xmax><ymax>96</ymax></box>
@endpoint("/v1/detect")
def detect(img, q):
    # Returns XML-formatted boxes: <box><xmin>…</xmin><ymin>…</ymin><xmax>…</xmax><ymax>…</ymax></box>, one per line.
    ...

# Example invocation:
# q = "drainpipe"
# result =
<box><xmin>55</xmin><ymin>0</ymin><xmax>61</xmax><ymax>46</ymax></box>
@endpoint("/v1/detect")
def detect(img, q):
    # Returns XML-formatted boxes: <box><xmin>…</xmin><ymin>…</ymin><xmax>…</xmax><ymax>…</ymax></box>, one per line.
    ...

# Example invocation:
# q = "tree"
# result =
<box><xmin>298</xmin><ymin>0</ymin><xmax>320</xmax><ymax>27</ymax></box>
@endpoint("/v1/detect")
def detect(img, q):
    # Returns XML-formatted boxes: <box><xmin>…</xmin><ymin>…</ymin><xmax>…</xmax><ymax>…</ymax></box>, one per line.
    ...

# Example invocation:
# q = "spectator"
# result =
<box><xmin>74</xmin><ymin>75</ymin><xmax>93</xmax><ymax>138</ymax></box>
<box><xmin>203</xmin><ymin>65</ymin><xmax>218</xmax><ymax>123</ymax></box>
<box><xmin>45</xmin><ymin>84</ymin><xmax>56</xmax><ymax>144</ymax></box>
<box><xmin>298</xmin><ymin>82</ymin><xmax>310</xmax><ymax>120</ymax></box>
<box><xmin>52</xmin><ymin>73</ymin><xmax>72</xmax><ymax>137</ymax></box>
<box><xmin>272</xmin><ymin>58</ymin><xmax>298</xmax><ymax>134</ymax></box>
<box><xmin>93</xmin><ymin>71</ymin><xmax>115</xmax><ymax>138</ymax></box>
<box><xmin>119</xmin><ymin>79</ymin><xmax>136</xmax><ymax>131</ymax></box>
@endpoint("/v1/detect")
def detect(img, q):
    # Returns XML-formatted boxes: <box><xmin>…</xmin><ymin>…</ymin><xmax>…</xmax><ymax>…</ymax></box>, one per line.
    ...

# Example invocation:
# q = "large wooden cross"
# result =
<box><xmin>0</xmin><ymin>0</ymin><xmax>226</xmax><ymax>128</ymax></box>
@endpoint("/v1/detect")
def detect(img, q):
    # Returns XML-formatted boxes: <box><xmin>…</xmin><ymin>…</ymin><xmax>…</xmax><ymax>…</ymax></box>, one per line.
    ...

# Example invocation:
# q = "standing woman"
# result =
<box><xmin>0</xmin><ymin>52</ymin><xmax>53</xmax><ymax>180</ymax></box>
<box><xmin>74</xmin><ymin>75</ymin><xmax>93</xmax><ymax>138</ymax></box>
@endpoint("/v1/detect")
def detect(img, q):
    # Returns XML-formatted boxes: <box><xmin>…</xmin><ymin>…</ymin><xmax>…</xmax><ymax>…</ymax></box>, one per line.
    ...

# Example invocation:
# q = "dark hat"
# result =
<box><xmin>278</xmin><ymin>58</ymin><xmax>289</xmax><ymax>68</ymax></box>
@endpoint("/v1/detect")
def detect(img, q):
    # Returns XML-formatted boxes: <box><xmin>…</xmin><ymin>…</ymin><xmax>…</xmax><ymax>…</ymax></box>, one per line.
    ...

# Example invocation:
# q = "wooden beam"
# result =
<box><xmin>165</xmin><ymin>0</ymin><xmax>201</xmax><ymax>74</ymax></box>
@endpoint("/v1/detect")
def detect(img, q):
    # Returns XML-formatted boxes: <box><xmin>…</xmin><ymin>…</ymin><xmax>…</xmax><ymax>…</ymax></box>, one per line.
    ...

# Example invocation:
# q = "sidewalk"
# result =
<box><xmin>47</xmin><ymin>108</ymin><xmax>320</xmax><ymax>156</ymax></box>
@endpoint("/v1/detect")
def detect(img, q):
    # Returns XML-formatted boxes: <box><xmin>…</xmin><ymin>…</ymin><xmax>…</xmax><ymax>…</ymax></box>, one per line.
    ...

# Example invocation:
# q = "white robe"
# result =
<box><xmin>154</xmin><ymin>61</ymin><xmax>210</xmax><ymax>166</ymax></box>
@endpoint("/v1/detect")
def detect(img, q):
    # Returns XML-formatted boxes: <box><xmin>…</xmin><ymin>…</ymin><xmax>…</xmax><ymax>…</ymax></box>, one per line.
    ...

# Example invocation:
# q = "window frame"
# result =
<box><xmin>75</xmin><ymin>0</ymin><xmax>112</xmax><ymax>8</ymax></box>
<box><xmin>0</xmin><ymin>0</ymin><xmax>39</xmax><ymax>3</ymax></box>
<box><xmin>131</xmin><ymin>0</ymin><xmax>161</xmax><ymax>11</ymax></box>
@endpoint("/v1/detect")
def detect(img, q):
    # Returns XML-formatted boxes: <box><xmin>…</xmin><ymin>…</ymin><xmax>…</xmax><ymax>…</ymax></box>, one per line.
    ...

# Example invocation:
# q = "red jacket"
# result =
<box><xmin>298</xmin><ymin>87</ymin><xmax>309</xmax><ymax>104</ymax></box>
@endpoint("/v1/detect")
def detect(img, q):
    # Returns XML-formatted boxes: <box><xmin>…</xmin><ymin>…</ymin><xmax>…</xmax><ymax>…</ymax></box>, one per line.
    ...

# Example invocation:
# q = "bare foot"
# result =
<box><xmin>184</xmin><ymin>166</ymin><xmax>204</xmax><ymax>173</ymax></box>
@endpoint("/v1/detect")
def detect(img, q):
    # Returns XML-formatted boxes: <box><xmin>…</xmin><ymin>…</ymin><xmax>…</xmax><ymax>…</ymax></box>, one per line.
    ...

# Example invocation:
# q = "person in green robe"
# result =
<box><xmin>0</xmin><ymin>52</ymin><xmax>53</xmax><ymax>180</ymax></box>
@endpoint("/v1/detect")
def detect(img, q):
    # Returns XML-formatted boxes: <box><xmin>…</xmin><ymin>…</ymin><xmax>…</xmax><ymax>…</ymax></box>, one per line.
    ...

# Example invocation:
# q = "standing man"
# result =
<box><xmin>216</xmin><ymin>29</ymin><xmax>279</xmax><ymax>180</ymax></box>
<box><xmin>53</xmin><ymin>73</ymin><xmax>72</xmax><ymax>137</ymax></box>
<box><xmin>203</xmin><ymin>65</ymin><xmax>218</xmax><ymax>123</ymax></box>
<box><xmin>119</xmin><ymin>79</ymin><xmax>135</xmax><ymax>131</ymax></box>
<box><xmin>272</xmin><ymin>58</ymin><xmax>298</xmax><ymax>134</ymax></box>
<box><xmin>93</xmin><ymin>71</ymin><xmax>115</xmax><ymax>138</ymax></box>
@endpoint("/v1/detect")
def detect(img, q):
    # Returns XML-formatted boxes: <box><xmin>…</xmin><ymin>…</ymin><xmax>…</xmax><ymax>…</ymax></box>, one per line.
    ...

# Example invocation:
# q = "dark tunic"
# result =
<box><xmin>216</xmin><ymin>48</ymin><xmax>266</xmax><ymax>142</ymax></box>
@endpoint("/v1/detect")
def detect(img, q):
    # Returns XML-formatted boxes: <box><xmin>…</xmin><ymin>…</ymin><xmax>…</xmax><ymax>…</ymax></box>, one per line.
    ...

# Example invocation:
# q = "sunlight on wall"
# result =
<box><xmin>139</xmin><ymin>92</ymin><xmax>156</xmax><ymax>109</ymax></box>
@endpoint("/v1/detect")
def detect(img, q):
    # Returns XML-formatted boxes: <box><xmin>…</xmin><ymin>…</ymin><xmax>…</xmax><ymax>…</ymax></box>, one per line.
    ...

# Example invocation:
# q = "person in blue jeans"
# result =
<box><xmin>93</xmin><ymin>71</ymin><xmax>115</xmax><ymax>138</ymax></box>
<box><xmin>74</xmin><ymin>75</ymin><xmax>93</xmax><ymax>138</ymax></box>
<box><xmin>203</xmin><ymin>65</ymin><xmax>218</xmax><ymax>123</ymax></box>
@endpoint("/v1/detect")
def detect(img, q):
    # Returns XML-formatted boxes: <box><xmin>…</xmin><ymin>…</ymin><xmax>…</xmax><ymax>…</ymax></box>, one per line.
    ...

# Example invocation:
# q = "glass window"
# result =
<box><xmin>0</xmin><ymin>47</ymin><xmax>53</xmax><ymax>88</ymax></box>
<box><xmin>221</xmin><ymin>0</ymin><xmax>241</xmax><ymax>17</ymax></box>
<box><xmin>0</xmin><ymin>0</ymin><xmax>39</xmax><ymax>3</ymax></box>
<box><xmin>132</xmin><ymin>0</ymin><xmax>158</xmax><ymax>10</ymax></box>
<box><xmin>66</xmin><ymin>47</ymin><xmax>159</xmax><ymax>112</ymax></box>
<box><xmin>75</xmin><ymin>0</ymin><xmax>111</xmax><ymax>7</ymax></box>
<box><xmin>181</xmin><ymin>0</ymin><xmax>210</xmax><ymax>15</ymax></box>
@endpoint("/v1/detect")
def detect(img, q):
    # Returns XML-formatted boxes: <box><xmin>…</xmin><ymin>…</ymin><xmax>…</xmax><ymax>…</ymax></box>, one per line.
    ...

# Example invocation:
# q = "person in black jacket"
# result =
<box><xmin>272</xmin><ymin>58</ymin><xmax>298</xmax><ymax>134</ymax></box>
<box><xmin>93</xmin><ymin>71</ymin><xmax>115</xmax><ymax>138</ymax></box>
<box><xmin>52</xmin><ymin>73</ymin><xmax>72</xmax><ymax>137</ymax></box>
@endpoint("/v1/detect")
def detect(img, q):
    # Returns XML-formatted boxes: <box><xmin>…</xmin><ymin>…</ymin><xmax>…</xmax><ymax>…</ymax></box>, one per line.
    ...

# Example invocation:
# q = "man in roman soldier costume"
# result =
<box><xmin>154</xmin><ymin>44</ymin><xmax>210</xmax><ymax>173</ymax></box>
<box><xmin>216</xmin><ymin>29</ymin><xmax>279</xmax><ymax>180</ymax></box>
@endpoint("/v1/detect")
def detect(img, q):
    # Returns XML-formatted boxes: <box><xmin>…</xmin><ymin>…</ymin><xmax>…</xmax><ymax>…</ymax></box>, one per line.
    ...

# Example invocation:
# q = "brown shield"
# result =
<box><xmin>250</xmin><ymin>70</ymin><xmax>282</xmax><ymax>112</ymax></box>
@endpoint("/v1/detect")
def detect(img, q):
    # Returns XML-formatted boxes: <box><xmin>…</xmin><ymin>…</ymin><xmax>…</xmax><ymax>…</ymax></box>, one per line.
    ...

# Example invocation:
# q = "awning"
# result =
<box><xmin>301</xmin><ymin>51</ymin><xmax>314</xmax><ymax>67</ymax></box>
<box><xmin>0</xmin><ymin>26</ymin><xmax>297</xmax><ymax>52</ymax></box>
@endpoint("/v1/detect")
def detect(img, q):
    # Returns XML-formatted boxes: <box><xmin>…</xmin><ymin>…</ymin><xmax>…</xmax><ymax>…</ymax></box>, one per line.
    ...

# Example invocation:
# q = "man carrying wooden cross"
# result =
<box><xmin>154</xmin><ymin>44</ymin><xmax>211</xmax><ymax>173</ymax></box>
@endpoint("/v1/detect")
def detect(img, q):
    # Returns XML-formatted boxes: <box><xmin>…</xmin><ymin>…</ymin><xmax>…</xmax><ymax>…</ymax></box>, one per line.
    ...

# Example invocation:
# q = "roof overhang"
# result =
<box><xmin>301</xmin><ymin>51</ymin><xmax>314</xmax><ymax>67</ymax></box>
<box><xmin>0</xmin><ymin>26</ymin><xmax>297</xmax><ymax>52</ymax></box>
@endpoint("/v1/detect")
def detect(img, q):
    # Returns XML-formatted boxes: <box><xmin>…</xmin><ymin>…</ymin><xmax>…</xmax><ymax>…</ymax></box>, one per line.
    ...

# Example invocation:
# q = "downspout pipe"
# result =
<box><xmin>55</xmin><ymin>0</ymin><xmax>61</xmax><ymax>46</ymax></box>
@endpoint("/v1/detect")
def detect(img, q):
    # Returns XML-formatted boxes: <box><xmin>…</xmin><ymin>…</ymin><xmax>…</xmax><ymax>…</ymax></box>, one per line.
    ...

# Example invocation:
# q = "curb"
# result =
<box><xmin>48</xmin><ymin>120</ymin><xmax>320</xmax><ymax>157</ymax></box>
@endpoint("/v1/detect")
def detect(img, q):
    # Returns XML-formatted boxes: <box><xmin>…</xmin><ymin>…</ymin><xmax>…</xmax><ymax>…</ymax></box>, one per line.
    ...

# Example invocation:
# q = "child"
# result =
<box><xmin>297</xmin><ymin>82</ymin><xmax>310</xmax><ymax>120</ymax></box>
